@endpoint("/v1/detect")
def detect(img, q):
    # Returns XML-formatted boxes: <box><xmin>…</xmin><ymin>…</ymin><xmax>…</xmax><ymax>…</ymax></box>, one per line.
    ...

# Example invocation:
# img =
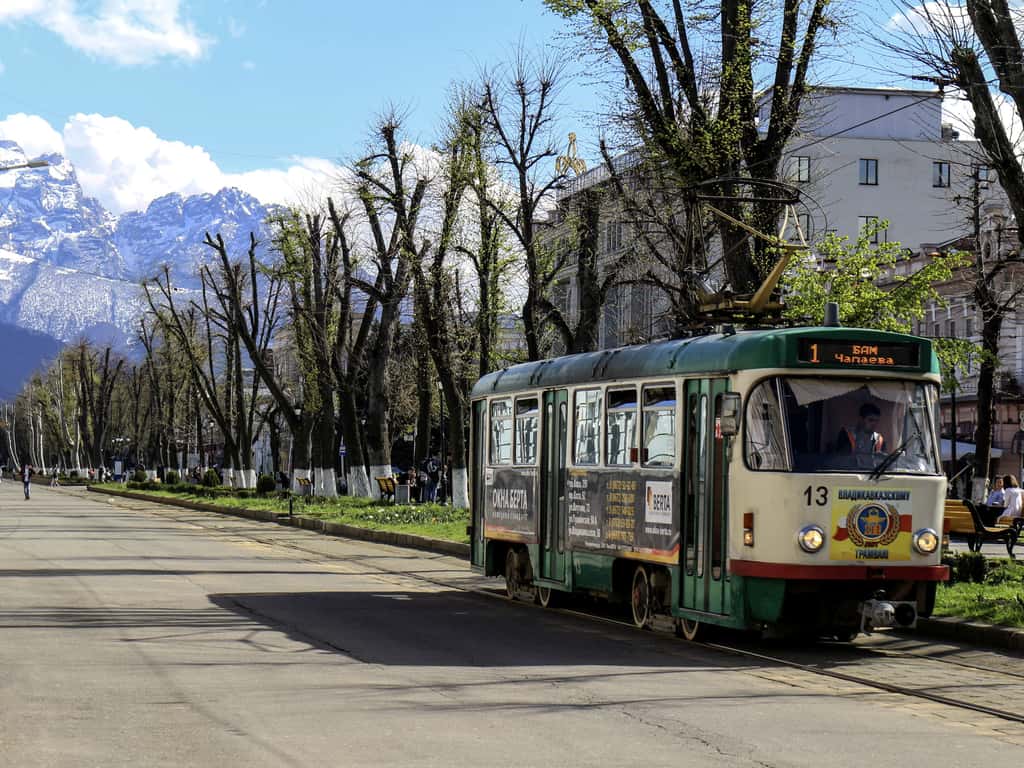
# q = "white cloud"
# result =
<box><xmin>0</xmin><ymin>0</ymin><xmax>211</xmax><ymax>65</ymax></box>
<box><xmin>0</xmin><ymin>113</ymin><xmax>66</xmax><ymax>157</ymax></box>
<box><xmin>58</xmin><ymin>113</ymin><xmax>338</xmax><ymax>213</ymax></box>
<box><xmin>242</xmin><ymin>59</ymin><xmax>256</xmax><ymax>70</ymax></box>
<box><xmin>0</xmin><ymin>112</ymin><xmax>338</xmax><ymax>214</ymax></box>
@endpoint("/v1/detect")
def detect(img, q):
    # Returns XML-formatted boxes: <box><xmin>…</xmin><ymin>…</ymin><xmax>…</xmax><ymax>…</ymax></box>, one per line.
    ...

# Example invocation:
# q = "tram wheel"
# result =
<box><xmin>505</xmin><ymin>550</ymin><xmax>520</xmax><ymax>600</ymax></box>
<box><xmin>536</xmin><ymin>586</ymin><xmax>558</xmax><ymax>608</ymax></box>
<box><xmin>678</xmin><ymin>617</ymin><xmax>704</xmax><ymax>642</ymax></box>
<box><xmin>630</xmin><ymin>565</ymin><xmax>652</xmax><ymax>628</ymax></box>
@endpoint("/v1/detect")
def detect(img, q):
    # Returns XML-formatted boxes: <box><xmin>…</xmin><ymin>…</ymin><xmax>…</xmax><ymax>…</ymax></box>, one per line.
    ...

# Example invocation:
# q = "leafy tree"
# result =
<box><xmin>782</xmin><ymin>220</ymin><xmax>976</xmax><ymax>392</ymax></box>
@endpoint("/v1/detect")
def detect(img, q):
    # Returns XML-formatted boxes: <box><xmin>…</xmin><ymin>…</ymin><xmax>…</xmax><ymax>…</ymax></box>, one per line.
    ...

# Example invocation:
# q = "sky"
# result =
<box><xmin>0</xmin><ymin>1</ymin><xmax>949</xmax><ymax>215</ymax></box>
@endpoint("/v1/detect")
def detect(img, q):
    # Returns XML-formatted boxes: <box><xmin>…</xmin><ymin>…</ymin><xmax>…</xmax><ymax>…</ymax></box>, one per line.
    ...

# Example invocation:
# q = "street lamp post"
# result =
<box><xmin>436</xmin><ymin>380</ymin><xmax>445</xmax><ymax>504</ymax></box>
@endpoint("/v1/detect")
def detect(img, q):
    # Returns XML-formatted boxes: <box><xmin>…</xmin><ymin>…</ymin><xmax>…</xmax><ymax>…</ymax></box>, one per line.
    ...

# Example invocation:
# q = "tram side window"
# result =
<box><xmin>642</xmin><ymin>385</ymin><xmax>676</xmax><ymax>467</ymax></box>
<box><xmin>606</xmin><ymin>388</ymin><xmax>638</xmax><ymax>465</ymax></box>
<box><xmin>489</xmin><ymin>399</ymin><xmax>513</xmax><ymax>465</ymax></box>
<box><xmin>745</xmin><ymin>380</ymin><xmax>792</xmax><ymax>471</ymax></box>
<box><xmin>514</xmin><ymin>397</ymin><xmax>539</xmax><ymax>465</ymax></box>
<box><xmin>574</xmin><ymin>388</ymin><xmax>602</xmax><ymax>465</ymax></box>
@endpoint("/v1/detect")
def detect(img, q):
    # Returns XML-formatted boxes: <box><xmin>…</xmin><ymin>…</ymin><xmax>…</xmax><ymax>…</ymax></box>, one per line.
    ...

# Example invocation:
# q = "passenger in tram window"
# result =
<box><xmin>835</xmin><ymin>402</ymin><xmax>885</xmax><ymax>455</ymax></box>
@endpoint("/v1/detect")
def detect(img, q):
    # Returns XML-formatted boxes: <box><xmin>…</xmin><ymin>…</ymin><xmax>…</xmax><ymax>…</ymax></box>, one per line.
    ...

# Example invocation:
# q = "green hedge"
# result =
<box><xmin>942</xmin><ymin>551</ymin><xmax>1024</xmax><ymax>585</ymax></box>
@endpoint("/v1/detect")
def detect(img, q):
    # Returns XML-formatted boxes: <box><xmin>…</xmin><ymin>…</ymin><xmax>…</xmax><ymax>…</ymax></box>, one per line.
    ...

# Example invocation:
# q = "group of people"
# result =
<box><xmin>984</xmin><ymin>475</ymin><xmax>1024</xmax><ymax>522</ymax></box>
<box><xmin>396</xmin><ymin>455</ymin><xmax>448</xmax><ymax>504</ymax></box>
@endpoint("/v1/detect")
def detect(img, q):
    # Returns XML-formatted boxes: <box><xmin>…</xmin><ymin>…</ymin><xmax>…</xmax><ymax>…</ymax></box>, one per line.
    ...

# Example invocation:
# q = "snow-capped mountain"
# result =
<box><xmin>0</xmin><ymin>140</ymin><xmax>278</xmax><ymax>347</ymax></box>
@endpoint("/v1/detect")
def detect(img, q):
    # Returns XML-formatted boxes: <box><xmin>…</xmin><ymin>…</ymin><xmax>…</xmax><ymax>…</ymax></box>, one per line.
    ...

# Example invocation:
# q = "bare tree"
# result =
<box><xmin>478</xmin><ymin>48</ymin><xmax>570</xmax><ymax>360</ymax></box>
<box><xmin>545</xmin><ymin>0</ymin><xmax>832</xmax><ymax>303</ymax></box>
<box><xmin>346</xmin><ymin>113</ymin><xmax>429</xmax><ymax>489</ymax></box>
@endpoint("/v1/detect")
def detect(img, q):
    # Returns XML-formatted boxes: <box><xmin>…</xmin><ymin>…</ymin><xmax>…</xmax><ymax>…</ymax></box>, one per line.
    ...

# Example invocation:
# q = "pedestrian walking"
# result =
<box><xmin>49</xmin><ymin>470</ymin><xmax>59</xmax><ymax>487</ymax></box>
<box><xmin>21</xmin><ymin>462</ymin><xmax>34</xmax><ymax>500</ymax></box>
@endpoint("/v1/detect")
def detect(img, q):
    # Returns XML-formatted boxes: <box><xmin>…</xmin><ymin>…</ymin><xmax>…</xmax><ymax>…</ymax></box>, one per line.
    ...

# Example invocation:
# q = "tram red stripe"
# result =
<box><xmin>729</xmin><ymin>560</ymin><xmax>949</xmax><ymax>581</ymax></box>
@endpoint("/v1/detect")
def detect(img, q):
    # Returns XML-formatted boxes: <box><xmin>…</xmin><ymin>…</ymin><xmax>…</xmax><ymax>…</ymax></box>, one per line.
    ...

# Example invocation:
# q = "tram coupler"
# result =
<box><xmin>859</xmin><ymin>592</ymin><xmax>917</xmax><ymax>634</ymax></box>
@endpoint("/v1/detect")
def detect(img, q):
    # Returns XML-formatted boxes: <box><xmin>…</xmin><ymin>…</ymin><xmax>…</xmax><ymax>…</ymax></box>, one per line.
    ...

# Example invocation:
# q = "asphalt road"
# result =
<box><xmin>1</xmin><ymin>482</ymin><xmax>1022</xmax><ymax>767</ymax></box>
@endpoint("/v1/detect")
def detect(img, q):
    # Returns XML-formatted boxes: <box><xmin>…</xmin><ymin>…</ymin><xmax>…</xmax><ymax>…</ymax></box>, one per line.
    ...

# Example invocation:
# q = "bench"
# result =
<box><xmin>943</xmin><ymin>500</ymin><xmax>974</xmax><ymax>536</ymax></box>
<box><xmin>295</xmin><ymin>476</ymin><xmax>312</xmax><ymax>498</ymax></box>
<box><xmin>375</xmin><ymin>476</ymin><xmax>396</xmax><ymax>503</ymax></box>
<box><xmin>960</xmin><ymin>499</ymin><xmax>1020</xmax><ymax>556</ymax></box>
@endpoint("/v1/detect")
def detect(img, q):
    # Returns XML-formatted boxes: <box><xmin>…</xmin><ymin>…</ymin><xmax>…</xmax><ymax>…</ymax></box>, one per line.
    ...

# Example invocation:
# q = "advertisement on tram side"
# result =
<box><xmin>483</xmin><ymin>467</ymin><xmax>537</xmax><ymax>542</ymax></box>
<box><xmin>567</xmin><ymin>470</ymin><xmax>679</xmax><ymax>562</ymax></box>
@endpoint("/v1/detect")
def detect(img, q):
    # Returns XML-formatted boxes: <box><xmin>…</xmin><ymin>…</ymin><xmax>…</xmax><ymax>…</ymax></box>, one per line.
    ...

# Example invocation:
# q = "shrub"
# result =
<box><xmin>985</xmin><ymin>559</ymin><xmax>1024</xmax><ymax>585</ymax></box>
<box><xmin>202</xmin><ymin>468</ymin><xmax>221</xmax><ymax>487</ymax></box>
<box><xmin>133</xmin><ymin>468</ymin><xmax>148</xmax><ymax>483</ymax></box>
<box><xmin>165</xmin><ymin>469</ymin><xmax>179</xmax><ymax>485</ymax></box>
<box><xmin>953</xmin><ymin>551</ymin><xmax>988</xmax><ymax>584</ymax></box>
<box><xmin>256</xmin><ymin>474</ymin><xmax>276</xmax><ymax>495</ymax></box>
<box><xmin>69</xmin><ymin>469</ymin><xmax>79</xmax><ymax>479</ymax></box>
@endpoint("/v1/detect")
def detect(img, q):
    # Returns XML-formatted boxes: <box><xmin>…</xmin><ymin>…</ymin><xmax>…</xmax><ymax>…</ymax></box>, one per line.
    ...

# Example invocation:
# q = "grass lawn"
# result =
<box><xmin>94</xmin><ymin>483</ymin><xmax>470</xmax><ymax>544</ymax></box>
<box><xmin>933</xmin><ymin>558</ymin><xmax>1024</xmax><ymax>628</ymax></box>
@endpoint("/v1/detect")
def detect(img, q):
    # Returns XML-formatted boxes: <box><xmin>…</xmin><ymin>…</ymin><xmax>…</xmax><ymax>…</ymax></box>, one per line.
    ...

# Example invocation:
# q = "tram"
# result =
<box><xmin>468</xmin><ymin>324</ymin><xmax>948</xmax><ymax>640</ymax></box>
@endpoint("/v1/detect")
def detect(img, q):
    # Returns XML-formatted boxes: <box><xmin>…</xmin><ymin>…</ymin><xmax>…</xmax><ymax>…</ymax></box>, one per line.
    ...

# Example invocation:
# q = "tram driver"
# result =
<box><xmin>835</xmin><ymin>402</ymin><xmax>885</xmax><ymax>456</ymax></box>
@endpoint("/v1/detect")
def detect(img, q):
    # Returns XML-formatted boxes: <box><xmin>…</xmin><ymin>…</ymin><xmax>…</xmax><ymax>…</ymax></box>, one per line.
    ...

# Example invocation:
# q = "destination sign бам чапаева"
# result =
<box><xmin>797</xmin><ymin>338</ymin><xmax>920</xmax><ymax>369</ymax></box>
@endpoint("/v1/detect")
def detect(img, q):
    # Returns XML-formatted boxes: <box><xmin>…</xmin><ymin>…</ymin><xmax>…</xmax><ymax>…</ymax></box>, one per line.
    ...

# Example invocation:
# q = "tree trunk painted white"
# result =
<box><xmin>291</xmin><ymin>467</ymin><xmax>310</xmax><ymax>494</ymax></box>
<box><xmin>972</xmin><ymin>476</ymin><xmax>988</xmax><ymax>503</ymax></box>
<box><xmin>369</xmin><ymin>464</ymin><xmax>393</xmax><ymax>500</ymax></box>
<box><xmin>222</xmin><ymin>467</ymin><xmax>236</xmax><ymax>488</ymax></box>
<box><xmin>451</xmin><ymin>467</ymin><xmax>469</xmax><ymax>510</ymax></box>
<box><xmin>238</xmin><ymin>468</ymin><xmax>257</xmax><ymax>489</ymax></box>
<box><xmin>348</xmin><ymin>465</ymin><xmax>372</xmax><ymax>498</ymax></box>
<box><xmin>315</xmin><ymin>467</ymin><xmax>338</xmax><ymax>498</ymax></box>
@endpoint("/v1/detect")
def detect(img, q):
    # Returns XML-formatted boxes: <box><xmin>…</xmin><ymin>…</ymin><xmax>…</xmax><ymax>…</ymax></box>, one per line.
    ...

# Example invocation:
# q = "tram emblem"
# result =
<box><xmin>845</xmin><ymin>503</ymin><xmax>901</xmax><ymax>547</ymax></box>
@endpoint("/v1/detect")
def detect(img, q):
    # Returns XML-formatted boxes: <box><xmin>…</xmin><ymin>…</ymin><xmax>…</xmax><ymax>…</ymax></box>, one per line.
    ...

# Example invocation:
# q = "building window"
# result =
<box><xmin>795</xmin><ymin>213</ymin><xmax>811</xmax><ymax>239</ymax></box>
<box><xmin>791</xmin><ymin>156</ymin><xmax>810</xmax><ymax>183</ymax></box>
<box><xmin>965</xmin><ymin>317</ymin><xmax>973</xmax><ymax>337</ymax></box>
<box><xmin>859</xmin><ymin>158</ymin><xmax>878</xmax><ymax>185</ymax></box>
<box><xmin>933</xmin><ymin>161</ymin><xmax>951</xmax><ymax>188</ymax></box>
<box><xmin>604</xmin><ymin>221</ymin><xmax>623</xmax><ymax>253</ymax></box>
<box><xmin>858</xmin><ymin>215</ymin><xmax>881</xmax><ymax>244</ymax></box>
<box><xmin>933</xmin><ymin>322</ymin><xmax>940</xmax><ymax>338</ymax></box>
<box><xmin>948</xmin><ymin>319</ymin><xmax>956</xmax><ymax>338</ymax></box>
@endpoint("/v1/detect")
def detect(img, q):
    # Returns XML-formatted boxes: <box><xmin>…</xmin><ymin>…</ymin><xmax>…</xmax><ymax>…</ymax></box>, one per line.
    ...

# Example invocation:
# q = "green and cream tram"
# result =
<box><xmin>468</xmin><ymin>326</ymin><xmax>948</xmax><ymax>640</ymax></box>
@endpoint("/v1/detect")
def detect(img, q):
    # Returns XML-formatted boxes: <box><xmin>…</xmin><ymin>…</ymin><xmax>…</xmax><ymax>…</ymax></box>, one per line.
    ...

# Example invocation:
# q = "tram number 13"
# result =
<box><xmin>804</xmin><ymin>485</ymin><xmax>828</xmax><ymax>506</ymax></box>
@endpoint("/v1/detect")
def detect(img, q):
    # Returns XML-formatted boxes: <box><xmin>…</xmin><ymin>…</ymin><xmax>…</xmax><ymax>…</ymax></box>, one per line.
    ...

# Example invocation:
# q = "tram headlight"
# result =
<box><xmin>797</xmin><ymin>525</ymin><xmax>825</xmax><ymax>553</ymax></box>
<box><xmin>913</xmin><ymin>528</ymin><xmax>939</xmax><ymax>555</ymax></box>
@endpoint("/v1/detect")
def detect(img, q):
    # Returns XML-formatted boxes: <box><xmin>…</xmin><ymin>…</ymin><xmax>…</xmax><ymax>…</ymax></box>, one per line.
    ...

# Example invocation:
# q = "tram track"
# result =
<box><xmin>103</xmin><ymin>493</ymin><xmax>1024</xmax><ymax>729</ymax></box>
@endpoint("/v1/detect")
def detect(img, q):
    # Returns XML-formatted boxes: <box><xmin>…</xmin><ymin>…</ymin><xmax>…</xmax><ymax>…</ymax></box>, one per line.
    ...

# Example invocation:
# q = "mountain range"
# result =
<box><xmin>0</xmin><ymin>139</ymin><xmax>278</xmax><ymax>393</ymax></box>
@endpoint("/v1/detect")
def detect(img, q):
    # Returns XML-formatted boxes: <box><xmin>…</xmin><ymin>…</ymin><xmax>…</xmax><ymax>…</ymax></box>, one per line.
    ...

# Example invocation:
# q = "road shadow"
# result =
<box><xmin>209</xmin><ymin>588</ymin><xmax>758</xmax><ymax>670</ymax></box>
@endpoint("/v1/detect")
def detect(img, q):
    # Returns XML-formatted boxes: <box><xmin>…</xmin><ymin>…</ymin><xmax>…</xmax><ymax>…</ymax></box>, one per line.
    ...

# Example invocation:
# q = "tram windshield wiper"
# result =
<box><xmin>868</xmin><ymin>406</ymin><xmax>925</xmax><ymax>482</ymax></box>
<box><xmin>868</xmin><ymin>436</ymin><xmax>909</xmax><ymax>481</ymax></box>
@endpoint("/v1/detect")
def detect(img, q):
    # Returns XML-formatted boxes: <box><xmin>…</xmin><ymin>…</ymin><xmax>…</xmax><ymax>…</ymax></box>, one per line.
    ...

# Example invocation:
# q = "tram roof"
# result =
<box><xmin>472</xmin><ymin>326</ymin><xmax>938</xmax><ymax>397</ymax></box>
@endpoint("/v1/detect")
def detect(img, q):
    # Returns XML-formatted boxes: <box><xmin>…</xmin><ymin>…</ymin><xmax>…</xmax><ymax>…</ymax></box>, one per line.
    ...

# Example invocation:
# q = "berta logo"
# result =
<box><xmin>644</xmin><ymin>481</ymin><xmax>673</xmax><ymax>525</ymax></box>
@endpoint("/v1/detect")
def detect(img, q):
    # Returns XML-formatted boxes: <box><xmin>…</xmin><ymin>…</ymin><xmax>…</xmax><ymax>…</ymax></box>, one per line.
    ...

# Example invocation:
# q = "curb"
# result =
<box><xmin>88</xmin><ymin>486</ymin><xmax>471</xmax><ymax>560</ymax></box>
<box><xmin>914</xmin><ymin>615</ymin><xmax>1024</xmax><ymax>653</ymax></box>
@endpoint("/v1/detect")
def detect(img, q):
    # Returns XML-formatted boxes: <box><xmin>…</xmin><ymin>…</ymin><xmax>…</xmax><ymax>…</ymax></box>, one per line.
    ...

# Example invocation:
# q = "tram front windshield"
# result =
<box><xmin>745</xmin><ymin>378</ymin><xmax>941</xmax><ymax>475</ymax></box>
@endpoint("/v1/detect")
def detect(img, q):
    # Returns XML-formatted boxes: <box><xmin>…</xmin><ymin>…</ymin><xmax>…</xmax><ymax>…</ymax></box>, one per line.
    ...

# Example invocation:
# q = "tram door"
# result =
<box><xmin>539</xmin><ymin>389</ymin><xmax>568</xmax><ymax>583</ymax></box>
<box><xmin>470</xmin><ymin>400</ymin><xmax>486</xmax><ymax>568</ymax></box>
<box><xmin>680</xmin><ymin>378</ymin><xmax>730</xmax><ymax>616</ymax></box>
